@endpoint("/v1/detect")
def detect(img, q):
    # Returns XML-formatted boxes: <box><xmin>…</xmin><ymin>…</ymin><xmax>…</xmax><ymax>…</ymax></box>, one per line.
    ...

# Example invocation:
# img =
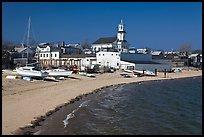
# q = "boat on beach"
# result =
<box><xmin>14</xmin><ymin>16</ymin><xmax>49</xmax><ymax>79</ymax></box>
<box><xmin>45</xmin><ymin>69</ymin><xmax>73</xmax><ymax>77</ymax></box>
<box><xmin>79</xmin><ymin>71</ymin><xmax>87</xmax><ymax>76</ymax></box>
<box><xmin>144</xmin><ymin>70</ymin><xmax>156</xmax><ymax>76</ymax></box>
<box><xmin>132</xmin><ymin>70</ymin><xmax>155</xmax><ymax>76</ymax></box>
<box><xmin>16</xmin><ymin>66</ymin><xmax>48</xmax><ymax>78</ymax></box>
<box><xmin>79</xmin><ymin>71</ymin><xmax>95</xmax><ymax>78</ymax></box>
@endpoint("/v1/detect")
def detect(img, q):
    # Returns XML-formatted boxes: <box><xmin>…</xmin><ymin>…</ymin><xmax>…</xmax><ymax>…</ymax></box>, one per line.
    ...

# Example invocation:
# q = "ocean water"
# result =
<box><xmin>25</xmin><ymin>76</ymin><xmax>202</xmax><ymax>135</ymax></box>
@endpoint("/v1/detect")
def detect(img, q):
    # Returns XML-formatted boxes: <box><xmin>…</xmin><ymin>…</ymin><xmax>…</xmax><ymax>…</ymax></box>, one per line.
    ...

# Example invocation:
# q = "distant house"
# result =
<box><xmin>128</xmin><ymin>47</ymin><xmax>137</xmax><ymax>54</ymax></box>
<box><xmin>164</xmin><ymin>52</ymin><xmax>189</xmax><ymax>67</ymax></box>
<box><xmin>61</xmin><ymin>54</ymin><xmax>96</xmax><ymax>69</ymax></box>
<box><xmin>188</xmin><ymin>53</ymin><xmax>202</xmax><ymax>68</ymax></box>
<box><xmin>91</xmin><ymin>37</ymin><xmax>118</xmax><ymax>53</ymax></box>
<box><xmin>136</xmin><ymin>48</ymin><xmax>149</xmax><ymax>54</ymax></box>
<box><xmin>13</xmin><ymin>47</ymin><xmax>34</xmax><ymax>66</ymax></box>
<box><xmin>61</xmin><ymin>44</ymin><xmax>83</xmax><ymax>54</ymax></box>
<box><xmin>151</xmin><ymin>51</ymin><xmax>164</xmax><ymax>59</ymax></box>
<box><xmin>35</xmin><ymin>43</ymin><xmax>61</xmax><ymax>67</ymax></box>
<box><xmin>36</xmin><ymin>43</ymin><xmax>96</xmax><ymax>68</ymax></box>
<box><xmin>83</xmin><ymin>48</ymin><xmax>92</xmax><ymax>54</ymax></box>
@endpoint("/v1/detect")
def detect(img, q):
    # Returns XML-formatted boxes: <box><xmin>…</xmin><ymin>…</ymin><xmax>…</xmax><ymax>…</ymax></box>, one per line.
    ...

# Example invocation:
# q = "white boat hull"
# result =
<box><xmin>133</xmin><ymin>70</ymin><xmax>155</xmax><ymax>76</ymax></box>
<box><xmin>16</xmin><ymin>67</ymin><xmax>48</xmax><ymax>78</ymax></box>
<box><xmin>46</xmin><ymin>69</ymin><xmax>73</xmax><ymax>77</ymax></box>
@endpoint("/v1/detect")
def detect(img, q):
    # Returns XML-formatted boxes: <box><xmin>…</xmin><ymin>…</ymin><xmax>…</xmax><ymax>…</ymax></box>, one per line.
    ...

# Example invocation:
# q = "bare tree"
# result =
<box><xmin>178</xmin><ymin>44</ymin><xmax>192</xmax><ymax>53</ymax></box>
<box><xmin>2</xmin><ymin>40</ymin><xmax>14</xmax><ymax>50</ymax></box>
<box><xmin>192</xmin><ymin>49</ymin><xmax>202</xmax><ymax>54</ymax></box>
<box><xmin>81</xmin><ymin>39</ymin><xmax>91</xmax><ymax>49</ymax></box>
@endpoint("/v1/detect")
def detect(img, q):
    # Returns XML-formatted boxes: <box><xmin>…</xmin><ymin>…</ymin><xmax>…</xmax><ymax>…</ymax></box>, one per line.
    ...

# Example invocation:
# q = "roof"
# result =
<box><xmin>50</xmin><ymin>46</ymin><xmax>61</xmax><ymax>52</ymax></box>
<box><xmin>39</xmin><ymin>43</ymin><xmax>49</xmax><ymax>46</ymax></box>
<box><xmin>38</xmin><ymin>45</ymin><xmax>48</xmax><ymax>48</ymax></box>
<box><xmin>65</xmin><ymin>44</ymin><xmax>82</xmax><ymax>49</ymax></box>
<box><xmin>61</xmin><ymin>54</ymin><xmax>96</xmax><ymax>58</ymax></box>
<box><xmin>92</xmin><ymin>37</ymin><xmax>117</xmax><ymax>44</ymax></box>
<box><xmin>14</xmin><ymin>47</ymin><xmax>32</xmax><ymax>53</ymax></box>
<box><xmin>121</xmin><ymin>60</ymin><xmax>161</xmax><ymax>64</ymax></box>
<box><xmin>151</xmin><ymin>51</ymin><xmax>163</xmax><ymax>56</ymax></box>
<box><xmin>15</xmin><ymin>47</ymin><xmax>27</xmax><ymax>53</ymax></box>
<box><xmin>188</xmin><ymin>54</ymin><xmax>199</xmax><ymax>58</ymax></box>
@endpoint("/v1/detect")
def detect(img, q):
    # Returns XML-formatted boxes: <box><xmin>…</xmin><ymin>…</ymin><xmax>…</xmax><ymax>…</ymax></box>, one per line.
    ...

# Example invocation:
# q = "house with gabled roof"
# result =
<box><xmin>151</xmin><ymin>51</ymin><xmax>165</xmax><ymax>59</ymax></box>
<box><xmin>91</xmin><ymin>20</ymin><xmax>129</xmax><ymax>53</ymax></box>
<box><xmin>13</xmin><ymin>46</ymin><xmax>34</xmax><ymax>66</ymax></box>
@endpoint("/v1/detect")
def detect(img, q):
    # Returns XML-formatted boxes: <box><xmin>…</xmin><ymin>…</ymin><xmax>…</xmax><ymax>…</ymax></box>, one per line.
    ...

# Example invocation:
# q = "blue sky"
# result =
<box><xmin>2</xmin><ymin>2</ymin><xmax>202</xmax><ymax>51</ymax></box>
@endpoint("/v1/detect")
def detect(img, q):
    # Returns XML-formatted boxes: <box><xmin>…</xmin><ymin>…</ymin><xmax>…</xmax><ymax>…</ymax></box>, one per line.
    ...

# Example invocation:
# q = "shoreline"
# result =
<box><xmin>14</xmin><ymin>75</ymin><xmax>202</xmax><ymax>135</ymax></box>
<box><xmin>2</xmin><ymin>70</ymin><xmax>202</xmax><ymax>135</ymax></box>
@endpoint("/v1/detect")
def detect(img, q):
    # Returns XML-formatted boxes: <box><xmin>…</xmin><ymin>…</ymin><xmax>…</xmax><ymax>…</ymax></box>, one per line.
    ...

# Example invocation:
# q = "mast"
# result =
<box><xmin>26</xmin><ymin>16</ymin><xmax>31</xmax><ymax>65</ymax></box>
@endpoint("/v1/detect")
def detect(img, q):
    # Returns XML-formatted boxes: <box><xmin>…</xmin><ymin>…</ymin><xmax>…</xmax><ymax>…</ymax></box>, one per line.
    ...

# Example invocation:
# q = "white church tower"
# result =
<box><xmin>117</xmin><ymin>20</ymin><xmax>129</xmax><ymax>53</ymax></box>
<box><xmin>117</xmin><ymin>20</ymin><xmax>126</xmax><ymax>41</ymax></box>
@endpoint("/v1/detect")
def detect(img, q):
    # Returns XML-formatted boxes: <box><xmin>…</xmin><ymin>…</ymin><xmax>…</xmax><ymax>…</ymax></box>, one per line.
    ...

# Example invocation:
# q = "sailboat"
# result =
<box><xmin>16</xmin><ymin>16</ymin><xmax>48</xmax><ymax>79</ymax></box>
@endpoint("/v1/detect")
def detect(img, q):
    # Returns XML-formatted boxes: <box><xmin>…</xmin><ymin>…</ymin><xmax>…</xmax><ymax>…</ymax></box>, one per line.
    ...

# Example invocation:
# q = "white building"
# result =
<box><xmin>96</xmin><ymin>51</ymin><xmax>172</xmax><ymax>72</ymax></box>
<box><xmin>96</xmin><ymin>51</ymin><xmax>121</xmax><ymax>69</ymax></box>
<box><xmin>35</xmin><ymin>44</ymin><xmax>61</xmax><ymax>67</ymax></box>
<box><xmin>36</xmin><ymin>44</ymin><xmax>61</xmax><ymax>60</ymax></box>
<box><xmin>136</xmin><ymin>48</ymin><xmax>149</xmax><ymax>54</ymax></box>
<box><xmin>91</xmin><ymin>20</ymin><xmax>129</xmax><ymax>53</ymax></box>
<box><xmin>60</xmin><ymin>54</ymin><xmax>97</xmax><ymax>69</ymax></box>
<box><xmin>128</xmin><ymin>47</ymin><xmax>137</xmax><ymax>54</ymax></box>
<box><xmin>188</xmin><ymin>53</ymin><xmax>202</xmax><ymax>67</ymax></box>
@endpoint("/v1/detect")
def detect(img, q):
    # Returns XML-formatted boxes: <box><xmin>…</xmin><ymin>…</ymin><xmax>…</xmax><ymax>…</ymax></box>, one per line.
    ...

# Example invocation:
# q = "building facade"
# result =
<box><xmin>91</xmin><ymin>20</ymin><xmax>129</xmax><ymax>53</ymax></box>
<box><xmin>96</xmin><ymin>51</ymin><xmax>121</xmax><ymax>69</ymax></box>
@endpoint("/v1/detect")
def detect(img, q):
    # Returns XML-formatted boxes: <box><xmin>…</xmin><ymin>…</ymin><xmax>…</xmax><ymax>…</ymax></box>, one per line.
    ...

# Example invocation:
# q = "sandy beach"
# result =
<box><xmin>2</xmin><ymin>69</ymin><xmax>202</xmax><ymax>135</ymax></box>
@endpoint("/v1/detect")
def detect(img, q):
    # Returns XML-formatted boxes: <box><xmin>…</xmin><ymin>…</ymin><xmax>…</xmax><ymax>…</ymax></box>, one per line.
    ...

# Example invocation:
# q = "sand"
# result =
<box><xmin>2</xmin><ymin>69</ymin><xmax>202</xmax><ymax>135</ymax></box>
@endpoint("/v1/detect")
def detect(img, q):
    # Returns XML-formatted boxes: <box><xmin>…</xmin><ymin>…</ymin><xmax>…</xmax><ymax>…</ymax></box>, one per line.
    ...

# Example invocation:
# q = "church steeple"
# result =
<box><xmin>117</xmin><ymin>20</ymin><xmax>126</xmax><ymax>41</ymax></box>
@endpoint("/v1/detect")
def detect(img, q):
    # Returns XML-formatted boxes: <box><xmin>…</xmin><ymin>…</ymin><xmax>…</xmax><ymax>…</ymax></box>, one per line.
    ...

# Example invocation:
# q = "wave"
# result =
<box><xmin>63</xmin><ymin>100</ymin><xmax>90</xmax><ymax>128</ymax></box>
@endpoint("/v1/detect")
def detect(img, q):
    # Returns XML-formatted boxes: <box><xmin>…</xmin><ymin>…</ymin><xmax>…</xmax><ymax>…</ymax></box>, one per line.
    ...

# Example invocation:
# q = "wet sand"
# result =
<box><xmin>2</xmin><ymin>69</ymin><xmax>202</xmax><ymax>135</ymax></box>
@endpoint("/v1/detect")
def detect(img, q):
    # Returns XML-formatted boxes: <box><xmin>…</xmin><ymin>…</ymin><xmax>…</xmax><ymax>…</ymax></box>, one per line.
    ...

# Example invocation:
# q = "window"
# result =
<box><xmin>47</xmin><ymin>54</ymin><xmax>48</xmax><ymax>57</ymax></box>
<box><xmin>99</xmin><ymin>54</ymin><xmax>100</xmax><ymax>56</ymax></box>
<box><xmin>51</xmin><ymin>54</ymin><xmax>52</xmax><ymax>57</ymax></box>
<box><xmin>116</xmin><ymin>54</ymin><xmax>117</xmax><ymax>56</ymax></box>
<box><xmin>55</xmin><ymin>54</ymin><xmax>57</xmax><ymax>57</ymax></box>
<box><xmin>103</xmin><ymin>54</ymin><xmax>104</xmax><ymax>56</ymax></box>
<box><xmin>43</xmin><ymin>54</ymin><xmax>45</xmax><ymax>57</ymax></box>
<box><xmin>87</xmin><ymin>59</ymin><xmax>89</xmax><ymax>61</ymax></box>
<box><xmin>40</xmin><ymin>54</ymin><xmax>42</xmax><ymax>57</ymax></box>
<box><xmin>111</xmin><ymin>54</ymin><xmax>113</xmax><ymax>56</ymax></box>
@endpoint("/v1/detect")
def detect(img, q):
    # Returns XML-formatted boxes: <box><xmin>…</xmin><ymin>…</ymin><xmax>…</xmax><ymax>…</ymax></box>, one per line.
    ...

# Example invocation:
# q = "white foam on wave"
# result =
<box><xmin>79</xmin><ymin>100</ymin><xmax>90</xmax><ymax>108</ymax></box>
<box><xmin>63</xmin><ymin>112</ymin><xmax>75</xmax><ymax>128</ymax></box>
<box><xmin>63</xmin><ymin>100</ymin><xmax>90</xmax><ymax>128</ymax></box>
